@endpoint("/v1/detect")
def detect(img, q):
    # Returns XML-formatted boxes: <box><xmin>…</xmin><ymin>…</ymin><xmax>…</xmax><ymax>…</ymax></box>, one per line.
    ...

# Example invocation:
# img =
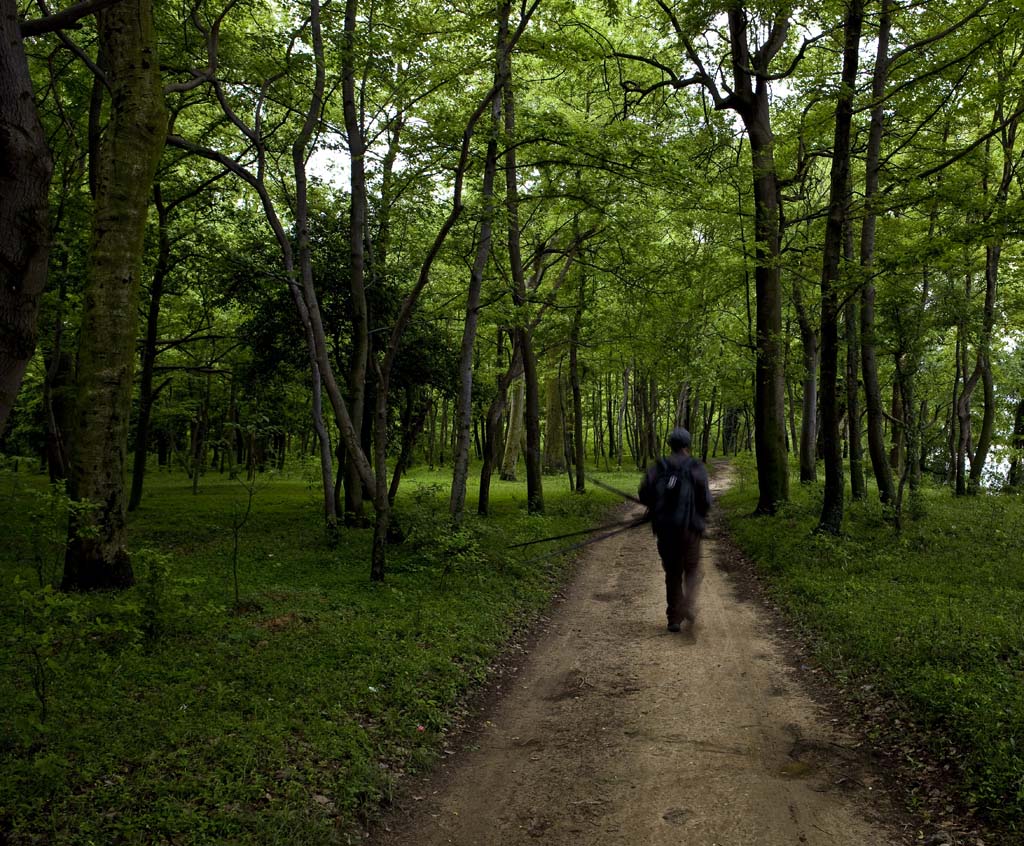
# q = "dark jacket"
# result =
<box><xmin>638</xmin><ymin>452</ymin><xmax>713</xmax><ymax>535</ymax></box>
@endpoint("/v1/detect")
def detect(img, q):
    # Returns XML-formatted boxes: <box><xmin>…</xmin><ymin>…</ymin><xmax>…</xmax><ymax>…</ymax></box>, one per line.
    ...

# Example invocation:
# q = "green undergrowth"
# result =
<box><xmin>720</xmin><ymin>456</ymin><xmax>1024</xmax><ymax>830</ymax></box>
<box><xmin>0</xmin><ymin>462</ymin><xmax>636</xmax><ymax>845</ymax></box>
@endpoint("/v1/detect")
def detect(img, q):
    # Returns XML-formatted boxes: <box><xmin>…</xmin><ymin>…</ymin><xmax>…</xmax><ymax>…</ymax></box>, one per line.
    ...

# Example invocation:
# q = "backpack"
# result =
<box><xmin>650</xmin><ymin>456</ymin><xmax>695</xmax><ymax>534</ymax></box>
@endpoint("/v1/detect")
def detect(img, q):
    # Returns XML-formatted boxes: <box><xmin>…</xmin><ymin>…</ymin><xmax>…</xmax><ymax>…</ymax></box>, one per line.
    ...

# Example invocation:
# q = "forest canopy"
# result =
<box><xmin>1</xmin><ymin>0</ymin><xmax>1023</xmax><ymax>574</ymax></box>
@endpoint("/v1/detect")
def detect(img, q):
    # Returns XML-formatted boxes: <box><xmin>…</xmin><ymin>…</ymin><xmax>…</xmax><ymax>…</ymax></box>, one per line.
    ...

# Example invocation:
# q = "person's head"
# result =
<box><xmin>668</xmin><ymin>427</ymin><xmax>691</xmax><ymax>453</ymax></box>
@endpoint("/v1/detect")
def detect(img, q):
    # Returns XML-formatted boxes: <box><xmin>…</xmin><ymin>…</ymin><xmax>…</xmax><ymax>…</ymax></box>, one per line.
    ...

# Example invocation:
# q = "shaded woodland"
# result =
<box><xmin>3</xmin><ymin>0</ymin><xmax>1024</xmax><ymax>582</ymax></box>
<box><xmin>3</xmin><ymin>1</ymin><xmax>1024</xmax><ymax>839</ymax></box>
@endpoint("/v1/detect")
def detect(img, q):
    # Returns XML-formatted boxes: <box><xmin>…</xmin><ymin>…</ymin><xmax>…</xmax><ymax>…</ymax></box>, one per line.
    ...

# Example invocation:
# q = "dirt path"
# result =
<box><xmin>373</xmin><ymin>468</ymin><xmax>910</xmax><ymax>845</ymax></box>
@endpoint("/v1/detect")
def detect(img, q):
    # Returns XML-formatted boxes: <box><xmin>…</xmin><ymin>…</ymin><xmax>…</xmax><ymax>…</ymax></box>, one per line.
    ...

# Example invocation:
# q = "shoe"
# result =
<box><xmin>667</xmin><ymin>622</ymin><xmax>681</xmax><ymax>633</ymax></box>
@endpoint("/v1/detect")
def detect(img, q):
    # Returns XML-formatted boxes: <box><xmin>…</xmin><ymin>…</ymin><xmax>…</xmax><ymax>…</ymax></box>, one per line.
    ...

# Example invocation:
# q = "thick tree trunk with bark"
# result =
<box><xmin>0</xmin><ymin>1</ymin><xmax>53</xmax><ymax>435</ymax></box>
<box><xmin>747</xmin><ymin>125</ymin><xmax>789</xmax><ymax>512</ymax></box>
<box><xmin>63</xmin><ymin>0</ymin><xmax>167</xmax><ymax>590</ymax></box>
<box><xmin>714</xmin><ymin>6</ymin><xmax>790</xmax><ymax>513</ymax></box>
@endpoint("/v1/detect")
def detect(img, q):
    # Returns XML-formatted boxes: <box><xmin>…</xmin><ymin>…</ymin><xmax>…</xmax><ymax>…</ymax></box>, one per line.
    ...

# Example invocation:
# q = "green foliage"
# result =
<box><xmin>135</xmin><ymin>549</ymin><xmax>177</xmax><ymax>641</ymax></box>
<box><xmin>20</xmin><ymin>482</ymin><xmax>98</xmax><ymax>588</ymax></box>
<box><xmin>720</xmin><ymin>457</ymin><xmax>1024</xmax><ymax>826</ymax></box>
<box><xmin>7</xmin><ymin>580</ymin><xmax>81</xmax><ymax>731</ymax></box>
<box><xmin>0</xmin><ymin>467</ymin><xmax>624</xmax><ymax>844</ymax></box>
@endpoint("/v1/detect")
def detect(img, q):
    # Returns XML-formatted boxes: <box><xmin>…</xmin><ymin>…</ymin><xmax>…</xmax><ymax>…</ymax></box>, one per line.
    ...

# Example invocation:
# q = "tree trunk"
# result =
<box><xmin>715</xmin><ymin>6</ymin><xmax>790</xmax><ymax>513</ymax></box>
<box><xmin>859</xmin><ymin>0</ymin><xmax>895</xmax><ymax>505</ymax></box>
<box><xmin>503</xmin><ymin>20</ymin><xmax>542</xmax><ymax>512</ymax></box>
<box><xmin>846</xmin><ymin>298</ymin><xmax>866</xmax><ymax>500</ymax></box>
<box><xmin>521</xmin><ymin>329</ymin><xmax>543</xmax><ymax>511</ymax></box>
<box><xmin>341</xmin><ymin>0</ymin><xmax>370</xmax><ymax>524</ymax></box>
<box><xmin>42</xmin><ymin>271</ymin><xmax>71</xmax><ymax>482</ymax></box>
<box><xmin>646</xmin><ymin>375</ymin><xmax>659</xmax><ymax>459</ymax></box>
<box><xmin>617</xmin><ymin>367</ymin><xmax>628</xmax><ymax>468</ymax></box>
<box><xmin>543</xmin><ymin>375</ymin><xmax>566</xmax><ymax>474</ymax></box>
<box><xmin>388</xmin><ymin>388</ymin><xmax>429</xmax><ymax>506</ymax></box>
<box><xmin>190</xmin><ymin>393</ymin><xmax>208</xmax><ymax>495</ymax></box>
<box><xmin>817</xmin><ymin>0</ymin><xmax>861</xmax><ymax>535</ymax></box>
<box><xmin>675</xmin><ymin>382</ymin><xmax>689</xmax><ymax>429</ymax></box>
<box><xmin>794</xmin><ymin>291</ymin><xmax>819</xmax><ymax>483</ymax></box>
<box><xmin>501</xmin><ymin>377</ymin><xmax>524</xmax><ymax>480</ymax></box>
<box><xmin>450</xmin><ymin>30</ymin><xmax>502</xmax><ymax>523</ymax></box>
<box><xmin>479</xmin><ymin>346</ymin><xmax>523</xmax><ymax>514</ymax></box>
<box><xmin>890</xmin><ymin>377</ymin><xmax>904</xmax><ymax>475</ymax></box>
<box><xmin>63</xmin><ymin>0</ymin><xmax>167</xmax><ymax>591</ymax></box>
<box><xmin>129</xmin><ymin>185</ymin><xmax>171</xmax><ymax>511</ymax></box>
<box><xmin>606</xmin><ymin>373</ymin><xmax>616</xmax><ymax>464</ymax></box>
<box><xmin>701</xmin><ymin>385</ymin><xmax>717</xmax><ymax>464</ymax></box>
<box><xmin>0</xmin><ymin>1</ymin><xmax>53</xmax><ymax>435</ymax></box>
<box><xmin>292</xmin><ymin>4</ymin><xmax>338</xmax><ymax>527</ymax></box>
<box><xmin>570</xmin><ymin>278</ymin><xmax>585</xmax><ymax>492</ymax></box>
<box><xmin>1008</xmin><ymin>397</ymin><xmax>1024</xmax><ymax>488</ymax></box>
<box><xmin>438</xmin><ymin>397</ymin><xmax>449</xmax><ymax>466</ymax></box>
<box><xmin>969</xmin><ymin>106</ymin><xmax>1017</xmax><ymax>487</ymax></box>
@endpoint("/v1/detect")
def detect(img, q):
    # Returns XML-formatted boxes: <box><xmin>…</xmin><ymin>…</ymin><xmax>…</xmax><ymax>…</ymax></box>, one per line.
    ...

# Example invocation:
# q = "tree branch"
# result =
<box><xmin>20</xmin><ymin>0</ymin><xmax>122</xmax><ymax>37</ymax></box>
<box><xmin>915</xmin><ymin>100</ymin><xmax>1024</xmax><ymax>181</ymax></box>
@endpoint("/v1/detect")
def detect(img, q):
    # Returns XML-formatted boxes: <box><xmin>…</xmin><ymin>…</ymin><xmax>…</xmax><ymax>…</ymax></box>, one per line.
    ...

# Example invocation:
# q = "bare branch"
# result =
<box><xmin>33</xmin><ymin>0</ymin><xmax>109</xmax><ymax>86</ymax></box>
<box><xmin>20</xmin><ymin>0</ymin><xmax>122</xmax><ymax>37</ymax></box>
<box><xmin>164</xmin><ymin>0</ymin><xmax>241</xmax><ymax>94</ymax></box>
<box><xmin>888</xmin><ymin>0</ymin><xmax>990</xmax><ymax>65</ymax></box>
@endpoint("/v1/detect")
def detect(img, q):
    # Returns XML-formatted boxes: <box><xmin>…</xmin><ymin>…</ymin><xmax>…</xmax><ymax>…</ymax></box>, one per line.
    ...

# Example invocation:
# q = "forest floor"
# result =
<box><xmin>369</xmin><ymin>465</ymin><xmax>918</xmax><ymax>846</ymax></box>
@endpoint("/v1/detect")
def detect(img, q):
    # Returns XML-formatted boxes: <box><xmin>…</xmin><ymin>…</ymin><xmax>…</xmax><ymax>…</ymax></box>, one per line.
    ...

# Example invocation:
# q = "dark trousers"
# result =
<box><xmin>656</xmin><ymin>529</ymin><xmax>703</xmax><ymax>625</ymax></box>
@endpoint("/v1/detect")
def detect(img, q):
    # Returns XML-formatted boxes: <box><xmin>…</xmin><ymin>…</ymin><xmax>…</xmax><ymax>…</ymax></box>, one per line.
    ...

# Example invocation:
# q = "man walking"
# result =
<box><xmin>638</xmin><ymin>428</ymin><xmax>712</xmax><ymax>632</ymax></box>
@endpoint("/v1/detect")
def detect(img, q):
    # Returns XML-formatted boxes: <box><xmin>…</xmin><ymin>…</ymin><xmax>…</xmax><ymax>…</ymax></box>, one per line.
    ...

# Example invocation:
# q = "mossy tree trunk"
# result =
<box><xmin>63</xmin><ymin>0</ymin><xmax>167</xmax><ymax>590</ymax></box>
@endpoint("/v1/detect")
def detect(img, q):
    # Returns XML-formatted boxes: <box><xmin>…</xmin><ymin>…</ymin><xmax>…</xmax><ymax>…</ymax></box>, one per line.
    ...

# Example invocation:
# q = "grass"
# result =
<box><xmin>0</xmin><ymin>458</ymin><xmax>640</xmax><ymax>845</ymax></box>
<box><xmin>720</xmin><ymin>455</ymin><xmax>1024</xmax><ymax>831</ymax></box>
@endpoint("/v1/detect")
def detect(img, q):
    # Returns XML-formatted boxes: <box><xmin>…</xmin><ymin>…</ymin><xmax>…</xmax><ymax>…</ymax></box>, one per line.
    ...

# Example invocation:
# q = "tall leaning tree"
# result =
<box><xmin>63</xmin><ymin>0</ymin><xmax>168</xmax><ymax>590</ymax></box>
